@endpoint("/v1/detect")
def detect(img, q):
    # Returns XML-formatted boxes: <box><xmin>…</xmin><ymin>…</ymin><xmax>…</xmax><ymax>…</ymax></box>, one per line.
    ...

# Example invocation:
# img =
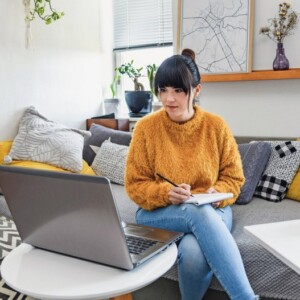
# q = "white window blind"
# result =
<box><xmin>113</xmin><ymin>0</ymin><xmax>173</xmax><ymax>50</ymax></box>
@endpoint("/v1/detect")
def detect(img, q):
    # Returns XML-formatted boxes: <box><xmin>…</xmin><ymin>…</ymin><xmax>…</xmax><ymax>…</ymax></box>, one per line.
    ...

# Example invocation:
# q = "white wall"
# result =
<box><xmin>1</xmin><ymin>0</ymin><xmax>299</xmax><ymax>140</ymax></box>
<box><xmin>0</xmin><ymin>0</ymin><xmax>114</xmax><ymax>140</ymax></box>
<box><xmin>175</xmin><ymin>0</ymin><xmax>300</xmax><ymax>138</ymax></box>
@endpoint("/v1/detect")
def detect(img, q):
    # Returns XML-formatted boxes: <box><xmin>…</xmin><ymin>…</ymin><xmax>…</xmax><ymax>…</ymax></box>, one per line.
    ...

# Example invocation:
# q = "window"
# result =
<box><xmin>113</xmin><ymin>0</ymin><xmax>173</xmax><ymax>50</ymax></box>
<box><xmin>116</xmin><ymin>47</ymin><xmax>173</xmax><ymax>93</ymax></box>
<box><xmin>113</xmin><ymin>0</ymin><xmax>174</xmax><ymax>103</ymax></box>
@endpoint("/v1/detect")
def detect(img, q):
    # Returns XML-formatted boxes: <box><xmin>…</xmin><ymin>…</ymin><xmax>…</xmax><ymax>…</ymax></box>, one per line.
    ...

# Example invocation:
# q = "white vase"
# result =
<box><xmin>104</xmin><ymin>98</ymin><xmax>120</xmax><ymax>115</ymax></box>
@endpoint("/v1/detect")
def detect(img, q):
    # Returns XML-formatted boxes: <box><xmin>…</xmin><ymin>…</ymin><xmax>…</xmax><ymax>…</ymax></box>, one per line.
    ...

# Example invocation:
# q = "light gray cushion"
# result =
<box><xmin>111</xmin><ymin>183</ymin><xmax>137</xmax><ymax>224</ymax></box>
<box><xmin>83</xmin><ymin>124</ymin><xmax>132</xmax><ymax>165</ymax></box>
<box><xmin>5</xmin><ymin>107</ymin><xmax>90</xmax><ymax>173</ymax></box>
<box><xmin>92</xmin><ymin>140</ymin><xmax>128</xmax><ymax>185</ymax></box>
<box><xmin>255</xmin><ymin>141</ymin><xmax>300</xmax><ymax>201</ymax></box>
<box><xmin>236</xmin><ymin>142</ymin><xmax>272</xmax><ymax>204</ymax></box>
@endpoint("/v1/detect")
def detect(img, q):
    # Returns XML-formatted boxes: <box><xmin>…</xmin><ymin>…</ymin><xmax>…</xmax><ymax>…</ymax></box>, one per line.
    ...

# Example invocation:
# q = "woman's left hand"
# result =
<box><xmin>206</xmin><ymin>187</ymin><xmax>222</xmax><ymax>208</ymax></box>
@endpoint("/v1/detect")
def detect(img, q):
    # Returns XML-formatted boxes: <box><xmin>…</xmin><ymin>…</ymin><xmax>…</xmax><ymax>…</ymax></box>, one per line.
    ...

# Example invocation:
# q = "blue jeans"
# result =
<box><xmin>136</xmin><ymin>204</ymin><xmax>257</xmax><ymax>300</ymax></box>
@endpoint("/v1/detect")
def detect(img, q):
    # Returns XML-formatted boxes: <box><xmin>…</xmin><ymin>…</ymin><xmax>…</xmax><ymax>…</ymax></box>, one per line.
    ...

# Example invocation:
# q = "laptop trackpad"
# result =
<box><xmin>123</xmin><ymin>223</ymin><xmax>153</xmax><ymax>236</ymax></box>
<box><xmin>123</xmin><ymin>223</ymin><xmax>175</xmax><ymax>242</ymax></box>
<box><xmin>123</xmin><ymin>224</ymin><xmax>153</xmax><ymax>236</ymax></box>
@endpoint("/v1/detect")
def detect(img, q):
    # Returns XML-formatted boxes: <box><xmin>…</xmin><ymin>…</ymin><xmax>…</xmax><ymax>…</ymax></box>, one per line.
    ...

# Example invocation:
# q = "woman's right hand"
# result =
<box><xmin>168</xmin><ymin>183</ymin><xmax>192</xmax><ymax>205</ymax></box>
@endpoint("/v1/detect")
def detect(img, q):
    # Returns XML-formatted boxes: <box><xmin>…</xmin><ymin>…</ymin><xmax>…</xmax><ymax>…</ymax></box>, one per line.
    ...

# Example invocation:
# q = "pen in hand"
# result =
<box><xmin>156</xmin><ymin>173</ymin><xmax>194</xmax><ymax>197</ymax></box>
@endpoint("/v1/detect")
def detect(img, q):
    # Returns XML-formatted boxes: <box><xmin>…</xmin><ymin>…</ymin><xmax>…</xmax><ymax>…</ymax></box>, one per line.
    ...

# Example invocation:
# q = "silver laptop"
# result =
<box><xmin>0</xmin><ymin>165</ymin><xmax>183</xmax><ymax>270</ymax></box>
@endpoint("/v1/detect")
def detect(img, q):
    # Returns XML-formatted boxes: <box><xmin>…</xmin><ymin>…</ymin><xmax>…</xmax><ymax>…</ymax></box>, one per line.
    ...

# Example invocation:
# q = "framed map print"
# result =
<box><xmin>178</xmin><ymin>0</ymin><xmax>254</xmax><ymax>74</ymax></box>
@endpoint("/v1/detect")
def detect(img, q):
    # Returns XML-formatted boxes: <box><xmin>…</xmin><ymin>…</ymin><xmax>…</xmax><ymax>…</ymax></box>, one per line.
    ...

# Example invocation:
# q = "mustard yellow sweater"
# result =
<box><xmin>125</xmin><ymin>106</ymin><xmax>245</xmax><ymax>210</ymax></box>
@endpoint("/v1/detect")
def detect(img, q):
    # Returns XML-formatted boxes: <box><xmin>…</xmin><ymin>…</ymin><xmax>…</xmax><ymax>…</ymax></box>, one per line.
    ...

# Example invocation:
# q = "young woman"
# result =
<box><xmin>125</xmin><ymin>49</ymin><xmax>259</xmax><ymax>300</ymax></box>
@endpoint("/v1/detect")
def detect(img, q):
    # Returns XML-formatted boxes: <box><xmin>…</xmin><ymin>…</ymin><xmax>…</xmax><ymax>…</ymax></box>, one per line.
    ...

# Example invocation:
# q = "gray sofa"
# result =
<box><xmin>106</xmin><ymin>135</ymin><xmax>300</xmax><ymax>300</ymax></box>
<box><xmin>1</xmin><ymin>135</ymin><xmax>300</xmax><ymax>300</ymax></box>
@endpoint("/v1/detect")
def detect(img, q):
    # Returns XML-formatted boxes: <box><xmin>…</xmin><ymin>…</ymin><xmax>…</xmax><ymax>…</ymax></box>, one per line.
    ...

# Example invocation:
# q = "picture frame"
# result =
<box><xmin>178</xmin><ymin>0</ymin><xmax>254</xmax><ymax>75</ymax></box>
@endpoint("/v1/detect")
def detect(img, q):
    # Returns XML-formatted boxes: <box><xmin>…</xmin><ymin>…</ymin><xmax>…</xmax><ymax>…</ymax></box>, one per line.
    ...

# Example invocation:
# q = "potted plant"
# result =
<box><xmin>116</xmin><ymin>61</ymin><xmax>152</xmax><ymax>115</ymax></box>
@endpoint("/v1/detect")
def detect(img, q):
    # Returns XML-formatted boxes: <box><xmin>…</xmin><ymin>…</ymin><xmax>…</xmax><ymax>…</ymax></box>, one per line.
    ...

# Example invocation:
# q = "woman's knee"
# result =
<box><xmin>183</xmin><ymin>204</ymin><xmax>233</xmax><ymax>230</ymax></box>
<box><xmin>178</xmin><ymin>234</ymin><xmax>207</xmax><ymax>268</ymax></box>
<box><xmin>181</xmin><ymin>203</ymin><xmax>220</xmax><ymax>225</ymax></box>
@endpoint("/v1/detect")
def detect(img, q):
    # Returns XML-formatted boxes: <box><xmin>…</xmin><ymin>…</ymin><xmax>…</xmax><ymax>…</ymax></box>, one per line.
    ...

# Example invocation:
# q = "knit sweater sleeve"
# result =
<box><xmin>212</xmin><ymin>122</ymin><xmax>245</xmax><ymax>207</ymax></box>
<box><xmin>125</xmin><ymin>121</ymin><xmax>171</xmax><ymax>211</ymax></box>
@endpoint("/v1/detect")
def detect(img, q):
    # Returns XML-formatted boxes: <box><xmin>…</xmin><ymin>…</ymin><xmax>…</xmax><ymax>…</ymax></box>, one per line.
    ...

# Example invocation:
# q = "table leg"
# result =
<box><xmin>110</xmin><ymin>293</ymin><xmax>133</xmax><ymax>300</ymax></box>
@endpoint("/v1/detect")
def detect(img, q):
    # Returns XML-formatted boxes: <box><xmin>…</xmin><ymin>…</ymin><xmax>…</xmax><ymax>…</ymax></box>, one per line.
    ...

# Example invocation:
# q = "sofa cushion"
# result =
<box><xmin>92</xmin><ymin>140</ymin><xmax>128</xmax><ymax>185</ymax></box>
<box><xmin>111</xmin><ymin>183</ymin><xmax>138</xmax><ymax>223</ymax></box>
<box><xmin>236</xmin><ymin>142</ymin><xmax>272</xmax><ymax>204</ymax></box>
<box><xmin>83</xmin><ymin>123</ymin><xmax>132</xmax><ymax>165</ymax></box>
<box><xmin>254</xmin><ymin>141</ymin><xmax>300</xmax><ymax>202</ymax></box>
<box><xmin>4</xmin><ymin>107</ymin><xmax>90</xmax><ymax>173</ymax></box>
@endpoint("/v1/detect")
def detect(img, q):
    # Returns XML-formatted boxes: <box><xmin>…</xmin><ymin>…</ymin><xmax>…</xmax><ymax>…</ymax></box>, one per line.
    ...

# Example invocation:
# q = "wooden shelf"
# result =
<box><xmin>202</xmin><ymin>68</ymin><xmax>300</xmax><ymax>82</ymax></box>
<box><xmin>86</xmin><ymin>118</ymin><xmax>129</xmax><ymax>131</ymax></box>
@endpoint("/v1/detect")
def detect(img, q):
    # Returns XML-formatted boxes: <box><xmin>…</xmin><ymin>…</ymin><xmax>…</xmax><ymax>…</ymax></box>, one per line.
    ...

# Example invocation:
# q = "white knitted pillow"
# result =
<box><xmin>254</xmin><ymin>141</ymin><xmax>300</xmax><ymax>202</ymax></box>
<box><xmin>91</xmin><ymin>140</ymin><xmax>128</xmax><ymax>185</ymax></box>
<box><xmin>4</xmin><ymin>107</ymin><xmax>91</xmax><ymax>173</ymax></box>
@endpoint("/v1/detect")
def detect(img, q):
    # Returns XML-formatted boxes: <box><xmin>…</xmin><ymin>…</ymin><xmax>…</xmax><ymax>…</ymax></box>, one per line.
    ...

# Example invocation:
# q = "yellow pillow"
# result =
<box><xmin>0</xmin><ymin>141</ymin><xmax>95</xmax><ymax>175</ymax></box>
<box><xmin>286</xmin><ymin>138</ymin><xmax>300</xmax><ymax>201</ymax></box>
<box><xmin>0</xmin><ymin>141</ymin><xmax>12</xmax><ymax>164</ymax></box>
<box><xmin>287</xmin><ymin>168</ymin><xmax>300</xmax><ymax>201</ymax></box>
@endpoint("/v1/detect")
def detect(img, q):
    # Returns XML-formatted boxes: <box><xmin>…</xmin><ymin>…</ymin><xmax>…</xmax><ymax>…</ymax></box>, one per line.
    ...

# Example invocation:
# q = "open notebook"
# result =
<box><xmin>184</xmin><ymin>193</ymin><xmax>234</xmax><ymax>205</ymax></box>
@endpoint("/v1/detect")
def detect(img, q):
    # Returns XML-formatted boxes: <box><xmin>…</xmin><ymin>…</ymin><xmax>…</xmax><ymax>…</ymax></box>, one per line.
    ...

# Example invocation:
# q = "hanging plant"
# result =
<box><xmin>25</xmin><ymin>0</ymin><xmax>64</xmax><ymax>25</ymax></box>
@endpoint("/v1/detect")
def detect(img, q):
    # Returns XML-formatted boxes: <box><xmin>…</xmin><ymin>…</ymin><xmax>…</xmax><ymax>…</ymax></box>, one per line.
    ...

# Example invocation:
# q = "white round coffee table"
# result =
<box><xmin>1</xmin><ymin>243</ymin><xmax>177</xmax><ymax>300</ymax></box>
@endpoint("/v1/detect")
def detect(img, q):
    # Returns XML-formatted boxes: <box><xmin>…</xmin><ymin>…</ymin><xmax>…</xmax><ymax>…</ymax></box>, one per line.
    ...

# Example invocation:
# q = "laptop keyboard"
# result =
<box><xmin>125</xmin><ymin>235</ymin><xmax>158</xmax><ymax>255</ymax></box>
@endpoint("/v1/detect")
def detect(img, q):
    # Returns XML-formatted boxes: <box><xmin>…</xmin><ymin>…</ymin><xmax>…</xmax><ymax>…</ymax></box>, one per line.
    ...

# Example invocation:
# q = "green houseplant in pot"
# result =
<box><xmin>116</xmin><ymin>61</ymin><xmax>152</xmax><ymax>115</ymax></box>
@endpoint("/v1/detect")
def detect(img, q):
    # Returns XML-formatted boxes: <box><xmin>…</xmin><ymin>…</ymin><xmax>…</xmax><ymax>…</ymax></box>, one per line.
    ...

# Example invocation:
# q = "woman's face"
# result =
<box><xmin>158</xmin><ymin>85</ymin><xmax>201</xmax><ymax>123</ymax></box>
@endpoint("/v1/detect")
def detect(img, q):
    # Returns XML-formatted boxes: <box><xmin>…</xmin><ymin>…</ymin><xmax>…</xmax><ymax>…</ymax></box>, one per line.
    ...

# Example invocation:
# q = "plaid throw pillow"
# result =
<box><xmin>255</xmin><ymin>175</ymin><xmax>288</xmax><ymax>202</ymax></box>
<box><xmin>255</xmin><ymin>141</ymin><xmax>300</xmax><ymax>202</ymax></box>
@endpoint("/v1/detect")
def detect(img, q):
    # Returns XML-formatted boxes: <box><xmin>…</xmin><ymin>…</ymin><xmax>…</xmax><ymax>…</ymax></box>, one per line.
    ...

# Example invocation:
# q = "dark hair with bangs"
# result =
<box><xmin>154</xmin><ymin>49</ymin><xmax>201</xmax><ymax>100</ymax></box>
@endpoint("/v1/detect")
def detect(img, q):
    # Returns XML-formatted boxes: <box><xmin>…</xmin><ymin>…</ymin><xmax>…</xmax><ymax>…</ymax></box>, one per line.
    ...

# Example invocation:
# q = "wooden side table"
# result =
<box><xmin>86</xmin><ymin>118</ymin><xmax>130</xmax><ymax>131</ymax></box>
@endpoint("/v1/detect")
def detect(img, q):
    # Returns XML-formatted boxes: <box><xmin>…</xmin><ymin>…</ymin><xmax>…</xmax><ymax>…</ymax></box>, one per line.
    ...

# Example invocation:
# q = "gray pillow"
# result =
<box><xmin>5</xmin><ymin>106</ymin><xmax>90</xmax><ymax>173</ymax></box>
<box><xmin>83</xmin><ymin>123</ymin><xmax>132</xmax><ymax>165</ymax></box>
<box><xmin>236</xmin><ymin>142</ymin><xmax>272</xmax><ymax>204</ymax></box>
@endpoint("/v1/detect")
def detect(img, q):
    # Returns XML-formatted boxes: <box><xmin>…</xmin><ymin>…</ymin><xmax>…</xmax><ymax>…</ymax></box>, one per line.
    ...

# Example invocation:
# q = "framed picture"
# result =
<box><xmin>178</xmin><ymin>0</ymin><xmax>254</xmax><ymax>75</ymax></box>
